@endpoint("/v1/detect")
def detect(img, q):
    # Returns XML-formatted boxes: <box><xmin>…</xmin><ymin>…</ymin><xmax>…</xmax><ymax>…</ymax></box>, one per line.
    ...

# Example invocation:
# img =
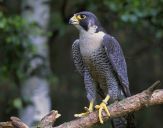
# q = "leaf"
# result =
<box><xmin>13</xmin><ymin>98</ymin><xmax>22</xmax><ymax>109</ymax></box>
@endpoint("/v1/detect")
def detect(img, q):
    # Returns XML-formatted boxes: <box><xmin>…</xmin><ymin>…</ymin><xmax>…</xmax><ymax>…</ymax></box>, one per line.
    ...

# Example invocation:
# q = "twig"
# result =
<box><xmin>39</xmin><ymin>110</ymin><xmax>61</xmax><ymax>128</ymax></box>
<box><xmin>10</xmin><ymin>117</ymin><xmax>29</xmax><ymax>128</ymax></box>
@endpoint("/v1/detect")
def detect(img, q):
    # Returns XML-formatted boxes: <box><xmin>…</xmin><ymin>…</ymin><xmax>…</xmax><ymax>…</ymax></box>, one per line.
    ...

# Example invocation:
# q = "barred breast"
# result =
<box><xmin>82</xmin><ymin>47</ymin><xmax>116</xmax><ymax>94</ymax></box>
<box><xmin>79</xmin><ymin>31</ymin><xmax>119</xmax><ymax>96</ymax></box>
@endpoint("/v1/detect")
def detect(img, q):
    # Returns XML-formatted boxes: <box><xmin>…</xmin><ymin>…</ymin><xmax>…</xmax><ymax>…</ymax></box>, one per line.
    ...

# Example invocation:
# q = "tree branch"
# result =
<box><xmin>0</xmin><ymin>81</ymin><xmax>162</xmax><ymax>128</ymax></box>
<box><xmin>54</xmin><ymin>81</ymin><xmax>161</xmax><ymax>128</ymax></box>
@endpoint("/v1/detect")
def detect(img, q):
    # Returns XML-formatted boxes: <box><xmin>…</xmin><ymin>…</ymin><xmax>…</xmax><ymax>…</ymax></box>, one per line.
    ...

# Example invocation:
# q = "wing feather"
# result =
<box><xmin>103</xmin><ymin>34</ymin><xmax>131</xmax><ymax>97</ymax></box>
<box><xmin>72</xmin><ymin>39</ymin><xmax>85</xmax><ymax>77</ymax></box>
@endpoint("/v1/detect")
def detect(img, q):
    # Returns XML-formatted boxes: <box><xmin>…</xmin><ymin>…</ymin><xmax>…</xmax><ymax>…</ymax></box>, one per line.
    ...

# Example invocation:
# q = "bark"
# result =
<box><xmin>0</xmin><ymin>81</ymin><xmax>162</xmax><ymax>128</ymax></box>
<box><xmin>19</xmin><ymin>0</ymin><xmax>51</xmax><ymax>126</ymax></box>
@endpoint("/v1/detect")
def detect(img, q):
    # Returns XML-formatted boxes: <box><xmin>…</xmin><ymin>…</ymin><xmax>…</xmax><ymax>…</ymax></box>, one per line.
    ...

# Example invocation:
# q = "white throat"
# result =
<box><xmin>79</xmin><ymin>25</ymin><xmax>98</xmax><ymax>39</ymax></box>
<box><xmin>79</xmin><ymin>26</ymin><xmax>105</xmax><ymax>57</ymax></box>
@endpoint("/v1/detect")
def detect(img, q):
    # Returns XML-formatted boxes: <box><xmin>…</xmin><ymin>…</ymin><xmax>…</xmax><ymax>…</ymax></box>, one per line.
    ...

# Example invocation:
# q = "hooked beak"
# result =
<box><xmin>69</xmin><ymin>15</ymin><xmax>79</xmax><ymax>25</ymax></box>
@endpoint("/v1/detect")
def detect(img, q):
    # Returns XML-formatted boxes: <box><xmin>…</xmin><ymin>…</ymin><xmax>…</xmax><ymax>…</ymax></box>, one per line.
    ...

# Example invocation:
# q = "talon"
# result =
<box><xmin>74</xmin><ymin>100</ymin><xmax>94</xmax><ymax>118</ymax></box>
<box><xmin>84</xmin><ymin>106</ymin><xmax>89</xmax><ymax>111</ymax></box>
<box><xmin>95</xmin><ymin>95</ymin><xmax>110</xmax><ymax>124</ymax></box>
<box><xmin>74</xmin><ymin>112</ymin><xmax>89</xmax><ymax>117</ymax></box>
<box><xmin>95</xmin><ymin>105</ymin><xmax>100</xmax><ymax>109</ymax></box>
<box><xmin>99</xmin><ymin>106</ymin><xmax>103</xmax><ymax>123</ymax></box>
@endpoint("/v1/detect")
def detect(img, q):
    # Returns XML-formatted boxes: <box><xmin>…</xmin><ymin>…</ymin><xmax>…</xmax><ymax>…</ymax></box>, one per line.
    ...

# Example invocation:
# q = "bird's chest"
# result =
<box><xmin>79</xmin><ymin>32</ymin><xmax>106</xmax><ymax>66</ymax></box>
<box><xmin>79</xmin><ymin>31</ymin><xmax>111</xmax><ymax>79</ymax></box>
<box><xmin>80</xmin><ymin>38</ymin><xmax>109</xmax><ymax>73</ymax></box>
<box><xmin>79</xmin><ymin>33</ymin><xmax>103</xmax><ymax>59</ymax></box>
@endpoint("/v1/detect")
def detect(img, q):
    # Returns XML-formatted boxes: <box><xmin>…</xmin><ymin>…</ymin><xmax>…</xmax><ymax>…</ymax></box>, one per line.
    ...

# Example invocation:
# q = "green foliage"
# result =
<box><xmin>0</xmin><ymin>12</ymin><xmax>32</xmax><ymax>82</ymax></box>
<box><xmin>103</xmin><ymin>0</ymin><xmax>161</xmax><ymax>21</ymax></box>
<box><xmin>13</xmin><ymin>98</ymin><xmax>22</xmax><ymax>109</ymax></box>
<box><xmin>80</xmin><ymin>0</ymin><xmax>163</xmax><ymax>38</ymax></box>
<box><xmin>104</xmin><ymin>0</ymin><xmax>163</xmax><ymax>38</ymax></box>
<box><xmin>51</xmin><ymin>12</ymin><xmax>68</xmax><ymax>36</ymax></box>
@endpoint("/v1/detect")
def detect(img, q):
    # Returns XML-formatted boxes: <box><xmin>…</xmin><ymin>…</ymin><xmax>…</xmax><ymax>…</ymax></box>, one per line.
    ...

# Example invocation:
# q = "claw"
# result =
<box><xmin>74</xmin><ymin>100</ymin><xmax>94</xmax><ymax>118</ymax></box>
<box><xmin>74</xmin><ymin>111</ymin><xmax>90</xmax><ymax>117</ymax></box>
<box><xmin>84</xmin><ymin>106</ymin><xmax>90</xmax><ymax>111</ymax></box>
<box><xmin>95</xmin><ymin>95</ymin><xmax>110</xmax><ymax>124</ymax></box>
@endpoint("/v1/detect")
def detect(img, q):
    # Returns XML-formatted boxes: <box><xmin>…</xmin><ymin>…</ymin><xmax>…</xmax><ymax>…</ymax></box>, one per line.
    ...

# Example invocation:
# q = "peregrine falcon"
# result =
<box><xmin>69</xmin><ymin>11</ymin><xmax>135</xmax><ymax>128</ymax></box>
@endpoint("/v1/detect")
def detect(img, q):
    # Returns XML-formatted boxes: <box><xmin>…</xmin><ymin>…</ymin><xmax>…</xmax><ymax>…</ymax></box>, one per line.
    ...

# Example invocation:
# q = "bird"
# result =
<box><xmin>69</xmin><ymin>11</ymin><xmax>135</xmax><ymax>128</ymax></box>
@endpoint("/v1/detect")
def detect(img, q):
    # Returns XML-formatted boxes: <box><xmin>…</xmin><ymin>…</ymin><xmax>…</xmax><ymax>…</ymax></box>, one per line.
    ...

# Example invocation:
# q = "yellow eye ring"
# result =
<box><xmin>76</xmin><ymin>14</ymin><xmax>86</xmax><ymax>20</ymax></box>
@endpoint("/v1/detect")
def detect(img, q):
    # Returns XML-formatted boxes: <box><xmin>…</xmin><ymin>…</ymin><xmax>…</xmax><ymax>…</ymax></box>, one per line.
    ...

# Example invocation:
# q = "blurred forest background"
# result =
<box><xmin>0</xmin><ymin>0</ymin><xmax>163</xmax><ymax>128</ymax></box>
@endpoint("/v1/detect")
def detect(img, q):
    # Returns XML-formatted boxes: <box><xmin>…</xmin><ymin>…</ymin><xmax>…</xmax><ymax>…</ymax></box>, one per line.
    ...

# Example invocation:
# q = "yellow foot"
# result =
<box><xmin>95</xmin><ymin>95</ymin><xmax>110</xmax><ymax>124</ymax></box>
<box><xmin>74</xmin><ymin>100</ymin><xmax>94</xmax><ymax>117</ymax></box>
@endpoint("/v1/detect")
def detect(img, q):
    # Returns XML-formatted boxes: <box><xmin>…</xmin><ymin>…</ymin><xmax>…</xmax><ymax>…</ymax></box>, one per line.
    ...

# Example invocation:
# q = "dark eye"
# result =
<box><xmin>77</xmin><ymin>14</ymin><xmax>86</xmax><ymax>20</ymax></box>
<box><xmin>80</xmin><ymin>14</ymin><xmax>86</xmax><ymax>19</ymax></box>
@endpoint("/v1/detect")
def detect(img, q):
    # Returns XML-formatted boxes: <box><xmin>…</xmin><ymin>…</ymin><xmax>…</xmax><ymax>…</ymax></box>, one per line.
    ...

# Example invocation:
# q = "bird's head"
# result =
<box><xmin>69</xmin><ymin>11</ymin><xmax>103</xmax><ymax>33</ymax></box>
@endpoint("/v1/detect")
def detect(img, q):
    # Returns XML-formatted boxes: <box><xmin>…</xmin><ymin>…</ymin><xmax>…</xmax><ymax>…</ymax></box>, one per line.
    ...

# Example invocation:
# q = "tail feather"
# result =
<box><xmin>126</xmin><ymin>113</ymin><xmax>136</xmax><ymax>128</ymax></box>
<box><xmin>111</xmin><ymin>117</ymin><xmax>127</xmax><ymax>128</ymax></box>
<box><xmin>111</xmin><ymin>114</ymin><xmax>136</xmax><ymax>128</ymax></box>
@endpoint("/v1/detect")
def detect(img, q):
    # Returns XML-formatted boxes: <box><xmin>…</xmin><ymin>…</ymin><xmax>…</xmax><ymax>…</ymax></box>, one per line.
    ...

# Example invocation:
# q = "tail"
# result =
<box><xmin>111</xmin><ymin>113</ymin><xmax>136</xmax><ymax>128</ymax></box>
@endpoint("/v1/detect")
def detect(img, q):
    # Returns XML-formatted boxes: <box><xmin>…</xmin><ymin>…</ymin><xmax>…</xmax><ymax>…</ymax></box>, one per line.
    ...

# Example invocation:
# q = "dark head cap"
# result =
<box><xmin>69</xmin><ymin>11</ymin><xmax>104</xmax><ymax>32</ymax></box>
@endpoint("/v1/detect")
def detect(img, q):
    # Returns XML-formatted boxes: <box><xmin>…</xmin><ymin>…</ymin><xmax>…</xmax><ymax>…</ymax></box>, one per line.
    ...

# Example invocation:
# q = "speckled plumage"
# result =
<box><xmin>71</xmin><ymin>11</ymin><xmax>135</xmax><ymax>128</ymax></box>
<box><xmin>72</xmin><ymin>34</ymin><xmax>127</xmax><ymax>102</ymax></box>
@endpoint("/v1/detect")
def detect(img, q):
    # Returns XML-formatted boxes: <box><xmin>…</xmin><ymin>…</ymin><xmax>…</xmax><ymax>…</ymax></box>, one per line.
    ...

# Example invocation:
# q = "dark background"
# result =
<box><xmin>0</xmin><ymin>0</ymin><xmax>163</xmax><ymax>128</ymax></box>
